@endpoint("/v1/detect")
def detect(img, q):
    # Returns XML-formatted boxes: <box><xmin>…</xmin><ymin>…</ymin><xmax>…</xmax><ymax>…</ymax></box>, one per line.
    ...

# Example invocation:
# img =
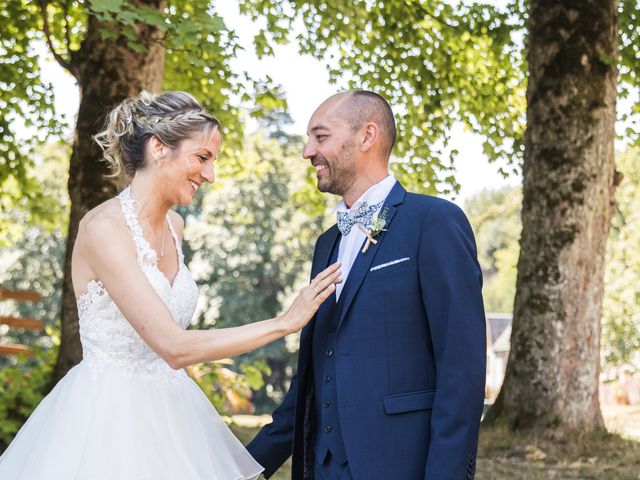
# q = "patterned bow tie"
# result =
<box><xmin>336</xmin><ymin>200</ymin><xmax>383</xmax><ymax>236</ymax></box>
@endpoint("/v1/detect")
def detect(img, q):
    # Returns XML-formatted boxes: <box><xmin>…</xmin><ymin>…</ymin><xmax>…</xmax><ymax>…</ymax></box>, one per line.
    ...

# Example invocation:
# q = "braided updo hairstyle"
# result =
<box><xmin>94</xmin><ymin>91</ymin><xmax>221</xmax><ymax>177</ymax></box>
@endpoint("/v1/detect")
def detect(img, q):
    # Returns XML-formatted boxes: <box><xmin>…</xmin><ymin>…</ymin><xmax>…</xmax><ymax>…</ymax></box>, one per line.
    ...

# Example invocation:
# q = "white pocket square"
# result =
<box><xmin>370</xmin><ymin>257</ymin><xmax>411</xmax><ymax>272</ymax></box>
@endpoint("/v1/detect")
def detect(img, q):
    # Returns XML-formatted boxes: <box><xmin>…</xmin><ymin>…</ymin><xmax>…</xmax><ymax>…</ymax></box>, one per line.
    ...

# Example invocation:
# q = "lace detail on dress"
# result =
<box><xmin>74</xmin><ymin>186</ymin><xmax>198</xmax><ymax>382</ymax></box>
<box><xmin>166</xmin><ymin>214</ymin><xmax>184</xmax><ymax>266</ymax></box>
<box><xmin>118</xmin><ymin>186</ymin><xmax>158</xmax><ymax>267</ymax></box>
<box><xmin>76</xmin><ymin>280</ymin><xmax>107</xmax><ymax>316</ymax></box>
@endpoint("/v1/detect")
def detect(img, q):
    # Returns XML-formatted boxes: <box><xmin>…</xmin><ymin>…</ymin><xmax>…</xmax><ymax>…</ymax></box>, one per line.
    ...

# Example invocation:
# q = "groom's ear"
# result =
<box><xmin>360</xmin><ymin>122</ymin><xmax>380</xmax><ymax>152</ymax></box>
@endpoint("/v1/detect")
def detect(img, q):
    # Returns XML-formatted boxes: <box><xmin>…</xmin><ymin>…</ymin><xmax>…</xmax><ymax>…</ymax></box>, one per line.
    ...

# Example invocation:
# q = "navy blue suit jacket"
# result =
<box><xmin>248</xmin><ymin>182</ymin><xmax>486</xmax><ymax>479</ymax></box>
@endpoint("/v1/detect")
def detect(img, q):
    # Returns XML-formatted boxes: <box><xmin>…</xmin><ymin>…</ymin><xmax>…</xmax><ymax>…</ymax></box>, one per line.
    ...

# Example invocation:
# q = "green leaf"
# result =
<box><xmin>120</xmin><ymin>24</ymin><xmax>138</xmax><ymax>42</ymax></box>
<box><xmin>88</xmin><ymin>0</ymin><xmax>125</xmax><ymax>14</ymax></box>
<box><xmin>135</xmin><ymin>6</ymin><xmax>169</xmax><ymax>30</ymax></box>
<box><xmin>127</xmin><ymin>42</ymin><xmax>148</xmax><ymax>53</ymax></box>
<box><xmin>117</xmin><ymin>9</ymin><xmax>141</xmax><ymax>25</ymax></box>
<box><xmin>99</xmin><ymin>28</ymin><xmax>118</xmax><ymax>41</ymax></box>
<box><xmin>597</xmin><ymin>48</ymin><xmax>617</xmax><ymax>67</ymax></box>
<box><xmin>175</xmin><ymin>19</ymin><xmax>200</xmax><ymax>36</ymax></box>
<box><xmin>190</xmin><ymin>57</ymin><xmax>209</xmax><ymax>68</ymax></box>
<box><xmin>240</xmin><ymin>364</ymin><xmax>265</xmax><ymax>390</ymax></box>
<box><xmin>202</xmin><ymin>14</ymin><xmax>226</xmax><ymax>32</ymax></box>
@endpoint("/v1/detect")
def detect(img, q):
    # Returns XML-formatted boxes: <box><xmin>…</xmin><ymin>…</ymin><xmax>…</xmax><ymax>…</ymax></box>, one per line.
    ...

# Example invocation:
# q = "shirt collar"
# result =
<box><xmin>334</xmin><ymin>174</ymin><xmax>397</xmax><ymax>213</ymax></box>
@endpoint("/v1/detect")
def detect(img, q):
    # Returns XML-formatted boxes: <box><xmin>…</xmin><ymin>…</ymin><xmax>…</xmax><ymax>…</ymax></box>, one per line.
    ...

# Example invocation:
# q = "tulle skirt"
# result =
<box><xmin>0</xmin><ymin>361</ymin><xmax>264</xmax><ymax>480</ymax></box>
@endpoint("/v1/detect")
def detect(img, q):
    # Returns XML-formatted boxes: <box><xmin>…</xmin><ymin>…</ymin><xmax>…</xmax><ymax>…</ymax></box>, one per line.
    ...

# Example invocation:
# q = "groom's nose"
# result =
<box><xmin>302</xmin><ymin>141</ymin><xmax>316</xmax><ymax>159</ymax></box>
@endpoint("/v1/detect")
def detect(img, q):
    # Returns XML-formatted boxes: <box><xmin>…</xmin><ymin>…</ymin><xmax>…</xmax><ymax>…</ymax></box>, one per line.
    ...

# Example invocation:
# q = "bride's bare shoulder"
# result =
<box><xmin>77</xmin><ymin>198</ymin><xmax>128</xmax><ymax>247</ymax></box>
<box><xmin>72</xmin><ymin>197</ymin><xmax>132</xmax><ymax>292</ymax></box>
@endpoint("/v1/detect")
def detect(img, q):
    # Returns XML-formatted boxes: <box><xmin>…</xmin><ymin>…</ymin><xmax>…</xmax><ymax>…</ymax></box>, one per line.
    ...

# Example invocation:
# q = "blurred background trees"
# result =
<box><xmin>465</xmin><ymin>186</ymin><xmax>521</xmax><ymax>314</ymax></box>
<box><xmin>186</xmin><ymin>120</ymin><xmax>328</xmax><ymax>411</ymax></box>
<box><xmin>602</xmin><ymin>147</ymin><xmax>640</xmax><ymax>371</ymax></box>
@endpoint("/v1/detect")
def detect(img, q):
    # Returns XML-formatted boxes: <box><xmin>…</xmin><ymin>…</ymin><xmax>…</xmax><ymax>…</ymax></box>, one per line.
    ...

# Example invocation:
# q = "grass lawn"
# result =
<box><xmin>477</xmin><ymin>423</ymin><xmax>640</xmax><ymax>479</ymax></box>
<box><xmin>230</xmin><ymin>405</ymin><xmax>640</xmax><ymax>479</ymax></box>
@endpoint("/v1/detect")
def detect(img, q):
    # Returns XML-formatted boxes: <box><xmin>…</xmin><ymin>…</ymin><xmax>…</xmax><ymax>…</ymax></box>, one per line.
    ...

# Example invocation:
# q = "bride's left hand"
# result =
<box><xmin>278</xmin><ymin>262</ymin><xmax>342</xmax><ymax>334</ymax></box>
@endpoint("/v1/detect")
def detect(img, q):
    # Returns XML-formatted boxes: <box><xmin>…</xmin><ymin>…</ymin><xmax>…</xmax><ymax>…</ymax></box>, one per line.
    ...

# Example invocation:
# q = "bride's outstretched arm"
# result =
<box><xmin>76</xmin><ymin>214</ymin><xmax>340</xmax><ymax>370</ymax></box>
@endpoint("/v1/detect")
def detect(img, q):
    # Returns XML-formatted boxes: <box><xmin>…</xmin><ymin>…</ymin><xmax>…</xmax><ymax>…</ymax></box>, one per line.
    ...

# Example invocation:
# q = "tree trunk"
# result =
<box><xmin>52</xmin><ymin>2</ymin><xmax>165</xmax><ymax>383</ymax></box>
<box><xmin>486</xmin><ymin>0</ymin><xmax>618</xmax><ymax>431</ymax></box>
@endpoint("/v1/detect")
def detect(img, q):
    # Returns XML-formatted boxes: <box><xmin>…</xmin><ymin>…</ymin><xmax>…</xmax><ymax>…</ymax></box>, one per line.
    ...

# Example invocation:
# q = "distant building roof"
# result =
<box><xmin>486</xmin><ymin>312</ymin><xmax>512</xmax><ymax>346</ymax></box>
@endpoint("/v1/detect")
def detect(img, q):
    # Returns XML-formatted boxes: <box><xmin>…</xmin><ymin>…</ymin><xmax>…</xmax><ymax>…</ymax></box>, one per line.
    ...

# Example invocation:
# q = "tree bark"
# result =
<box><xmin>52</xmin><ymin>2</ymin><xmax>165</xmax><ymax>383</ymax></box>
<box><xmin>486</xmin><ymin>0</ymin><xmax>618</xmax><ymax>431</ymax></box>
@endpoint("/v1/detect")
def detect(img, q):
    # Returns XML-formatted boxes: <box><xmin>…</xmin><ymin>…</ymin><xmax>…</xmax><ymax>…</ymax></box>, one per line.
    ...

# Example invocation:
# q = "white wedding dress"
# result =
<box><xmin>0</xmin><ymin>187</ymin><xmax>264</xmax><ymax>480</ymax></box>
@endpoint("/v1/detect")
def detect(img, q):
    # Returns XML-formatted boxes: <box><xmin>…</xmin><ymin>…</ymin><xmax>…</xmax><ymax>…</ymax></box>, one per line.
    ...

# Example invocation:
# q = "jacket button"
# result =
<box><xmin>324</xmin><ymin>375</ymin><xmax>332</xmax><ymax>383</ymax></box>
<box><xmin>323</xmin><ymin>400</ymin><xmax>331</xmax><ymax>408</ymax></box>
<box><xmin>329</xmin><ymin>326</ymin><xmax>336</xmax><ymax>332</ymax></box>
<box><xmin>326</xmin><ymin>349</ymin><xmax>333</xmax><ymax>357</ymax></box>
<box><xmin>324</xmin><ymin>425</ymin><xmax>332</xmax><ymax>433</ymax></box>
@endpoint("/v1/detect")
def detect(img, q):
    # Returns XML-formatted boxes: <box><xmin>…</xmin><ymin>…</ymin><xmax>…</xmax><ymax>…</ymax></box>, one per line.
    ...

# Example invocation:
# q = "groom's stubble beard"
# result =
<box><xmin>315</xmin><ymin>139</ymin><xmax>357</xmax><ymax>197</ymax></box>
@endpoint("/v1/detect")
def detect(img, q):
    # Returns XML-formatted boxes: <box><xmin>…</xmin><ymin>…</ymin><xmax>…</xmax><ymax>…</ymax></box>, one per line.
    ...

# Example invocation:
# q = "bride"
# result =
<box><xmin>0</xmin><ymin>91</ymin><xmax>341</xmax><ymax>479</ymax></box>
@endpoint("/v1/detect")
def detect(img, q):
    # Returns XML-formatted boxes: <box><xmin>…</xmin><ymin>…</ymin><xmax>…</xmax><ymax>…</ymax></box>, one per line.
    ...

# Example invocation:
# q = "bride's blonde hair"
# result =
<box><xmin>94</xmin><ymin>91</ymin><xmax>221</xmax><ymax>178</ymax></box>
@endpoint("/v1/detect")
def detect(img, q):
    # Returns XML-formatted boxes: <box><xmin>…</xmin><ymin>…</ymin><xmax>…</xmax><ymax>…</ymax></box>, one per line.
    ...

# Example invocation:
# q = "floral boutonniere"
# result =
<box><xmin>357</xmin><ymin>207</ymin><xmax>389</xmax><ymax>254</ymax></box>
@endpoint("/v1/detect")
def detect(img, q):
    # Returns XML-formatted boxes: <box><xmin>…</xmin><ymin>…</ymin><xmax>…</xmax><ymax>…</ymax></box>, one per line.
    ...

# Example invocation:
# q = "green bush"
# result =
<box><xmin>0</xmin><ymin>346</ymin><xmax>57</xmax><ymax>452</ymax></box>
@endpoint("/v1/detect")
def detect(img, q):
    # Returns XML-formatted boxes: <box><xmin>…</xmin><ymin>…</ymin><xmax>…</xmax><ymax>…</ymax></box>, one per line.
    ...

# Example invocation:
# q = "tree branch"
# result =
<box><xmin>62</xmin><ymin>0</ymin><xmax>72</xmax><ymax>55</ymax></box>
<box><xmin>411</xmin><ymin>1</ymin><xmax>466</xmax><ymax>33</ymax></box>
<box><xmin>37</xmin><ymin>0</ymin><xmax>76</xmax><ymax>77</ymax></box>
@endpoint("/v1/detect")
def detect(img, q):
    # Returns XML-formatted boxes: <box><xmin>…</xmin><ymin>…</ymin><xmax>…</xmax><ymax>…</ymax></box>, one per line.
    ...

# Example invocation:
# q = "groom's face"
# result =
<box><xmin>303</xmin><ymin>100</ymin><xmax>359</xmax><ymax>197</ymax></box>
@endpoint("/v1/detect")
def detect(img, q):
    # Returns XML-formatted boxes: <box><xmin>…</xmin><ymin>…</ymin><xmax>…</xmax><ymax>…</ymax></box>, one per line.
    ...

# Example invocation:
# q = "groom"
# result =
<box><xmin>247</xmin><ymin>91</ymin><xmax>486</xmax><ymax>479</ymax></box>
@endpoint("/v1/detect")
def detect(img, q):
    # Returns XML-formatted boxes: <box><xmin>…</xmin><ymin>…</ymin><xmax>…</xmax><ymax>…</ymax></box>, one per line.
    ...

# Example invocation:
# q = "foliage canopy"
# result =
<box><xmin>239</xmin><ymin>0</ymin><xmax>640</xmax><ymax>194</ymax></box>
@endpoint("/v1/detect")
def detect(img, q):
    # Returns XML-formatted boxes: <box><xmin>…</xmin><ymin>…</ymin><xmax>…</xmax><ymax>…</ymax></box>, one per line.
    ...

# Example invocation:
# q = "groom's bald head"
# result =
<box><xmin>320</xmin><ymin>90</ymin><xmax>397</xmax><ymax>158</ymax></box>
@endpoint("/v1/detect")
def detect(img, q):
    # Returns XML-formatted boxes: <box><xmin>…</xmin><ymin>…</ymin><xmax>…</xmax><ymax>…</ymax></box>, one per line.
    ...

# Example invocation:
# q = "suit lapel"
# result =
<box><xmin>311</xmin><ymin>225</ymin><xmax>340</xmax><ymax>277</ymax></box>
<box><xmin>300</xmin><ymin>225</ymin><xmax>341</xmax><ymax>359</ymax></box>
<box><xmin>335</xmin><ymin>182</ymin><xmax>407</xmax><ymax>330</ymax></box>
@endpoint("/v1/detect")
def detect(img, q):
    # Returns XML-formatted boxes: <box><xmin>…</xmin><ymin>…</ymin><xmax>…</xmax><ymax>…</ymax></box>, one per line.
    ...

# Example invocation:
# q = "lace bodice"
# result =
<box><xmin>76</xmin><ymin>186</ymin><xmax>198</xmax><ymax>379</ymax></box>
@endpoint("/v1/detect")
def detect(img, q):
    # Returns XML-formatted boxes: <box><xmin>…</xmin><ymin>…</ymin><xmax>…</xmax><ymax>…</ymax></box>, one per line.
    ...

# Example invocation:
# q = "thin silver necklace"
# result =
<box><xmin>130</xmin><ymin>186</ymin><xmax>168</xmax><ymax>257</ymax></box>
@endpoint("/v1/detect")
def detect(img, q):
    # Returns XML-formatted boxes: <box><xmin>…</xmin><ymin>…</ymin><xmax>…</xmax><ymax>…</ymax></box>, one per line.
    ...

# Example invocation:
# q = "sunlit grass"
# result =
<box><xmin>477</xmin><ymin>422</ymin><xmax>640</xmax><ymax>479</ymax></box>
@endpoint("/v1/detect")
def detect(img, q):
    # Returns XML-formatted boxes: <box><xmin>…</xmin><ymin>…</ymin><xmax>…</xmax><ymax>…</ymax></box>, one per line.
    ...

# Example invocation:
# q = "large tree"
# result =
<box><xmin>486</xmin><ymin>0</ymin><xmax>619</xmax><ymax>430</ymax></box>
<box><xmin>239</xmin><ymin>0</ymin><xmax>639</xmax><ymax>432</ymax></box>
<box><xmin>46</xmin><ymin>0</ymin><xmax>167</xmax><ymax>382</ymax></box>
<box><xmin>2</xmin><ymin>0</ymin><xmax>169</xmax><ymax>380</ymax></box>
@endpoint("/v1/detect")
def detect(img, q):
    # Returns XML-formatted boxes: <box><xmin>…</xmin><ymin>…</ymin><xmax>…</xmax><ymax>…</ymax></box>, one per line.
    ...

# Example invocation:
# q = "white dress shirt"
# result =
<box><xmin>334</xmin><ymin>174</ymin><xmax>397</xmax><ymax>300</ymax></box>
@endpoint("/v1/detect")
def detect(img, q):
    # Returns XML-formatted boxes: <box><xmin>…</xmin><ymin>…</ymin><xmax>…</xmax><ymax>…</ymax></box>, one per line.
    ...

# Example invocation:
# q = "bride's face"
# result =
<box><xmin>160</xmin><ymin>129</ymin><xmax>222</xmax><ymax>206</ymax></box>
